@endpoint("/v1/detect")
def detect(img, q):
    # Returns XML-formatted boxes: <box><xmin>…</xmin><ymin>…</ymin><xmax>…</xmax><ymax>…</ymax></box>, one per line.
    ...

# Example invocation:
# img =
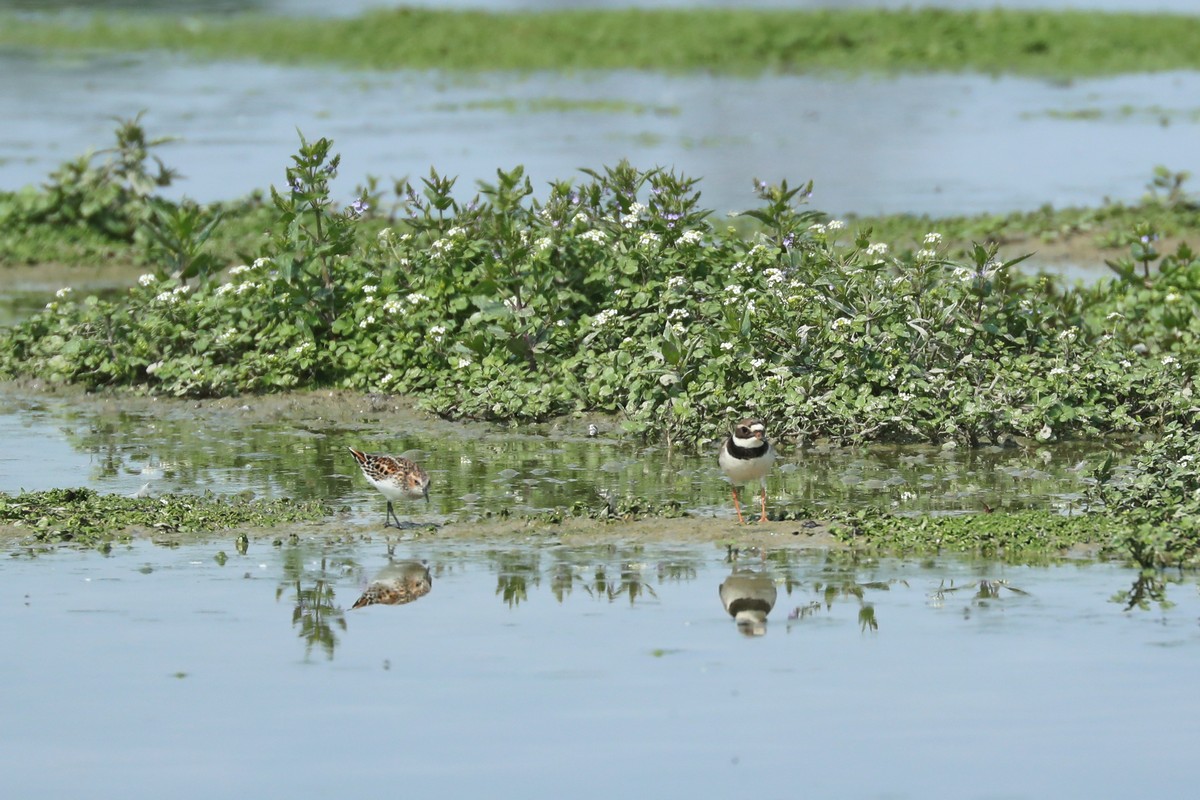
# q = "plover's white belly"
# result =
<box><xmin>719</xmin><ymin>445</ymin><xmax>775</xmax><ymax>485</ymax></box>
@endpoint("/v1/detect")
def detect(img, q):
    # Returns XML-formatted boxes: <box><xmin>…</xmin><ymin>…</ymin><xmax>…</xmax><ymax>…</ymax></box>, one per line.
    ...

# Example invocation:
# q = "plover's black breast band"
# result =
<box><xmin>726</xmin><ymin>439</ymin><xmax>769</xmax><ymax>461</ymax></box>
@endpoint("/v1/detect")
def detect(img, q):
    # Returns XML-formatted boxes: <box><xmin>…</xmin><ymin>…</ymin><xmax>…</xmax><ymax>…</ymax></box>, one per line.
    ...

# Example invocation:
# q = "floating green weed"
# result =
<box><xmin>0</xmin><ymin>487</ymin><xmax>331</xmax><ymax>545</ymax></box>
<box><xmin>5</xmin><ymin>9</ymin><xmax>1200</xmax><ymax>77</ymax></box>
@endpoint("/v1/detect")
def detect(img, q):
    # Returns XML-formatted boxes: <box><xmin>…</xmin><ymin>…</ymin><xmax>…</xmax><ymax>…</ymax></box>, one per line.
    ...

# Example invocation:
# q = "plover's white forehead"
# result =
<box><xmin>749</xmin><ymin>423</ymin><xmax>765</xmax><ymax>432</ymax></box>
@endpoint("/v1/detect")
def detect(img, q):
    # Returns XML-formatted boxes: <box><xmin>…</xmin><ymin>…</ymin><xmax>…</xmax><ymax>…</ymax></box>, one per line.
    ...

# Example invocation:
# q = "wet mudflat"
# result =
<box><xmin>0</xmin><ymin>388</ymin><xmax>1116</xmax><ymax>524</ymax></box>
<box><xmin>3</xmin><ymin>537</ymin><xmax>1198</xmax><ymax>798</ymax></box>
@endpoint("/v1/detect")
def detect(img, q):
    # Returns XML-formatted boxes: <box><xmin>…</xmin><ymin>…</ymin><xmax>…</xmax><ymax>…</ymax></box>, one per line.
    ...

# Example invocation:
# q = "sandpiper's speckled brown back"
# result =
<box><xmin>348</xmin><ymin>446</ymin><xmax>430</xmax><ymax>500</ymax></box>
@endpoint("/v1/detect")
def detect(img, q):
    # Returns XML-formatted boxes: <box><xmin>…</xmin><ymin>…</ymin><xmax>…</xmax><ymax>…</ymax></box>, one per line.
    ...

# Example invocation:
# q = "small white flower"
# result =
<box><xmin>359</xmin><ymin>315</ymin><xmax>376</xmax><ymax>328</ymax></box>
<box><xmin>216</xmin><ymin>283</ymin><xmax>234</xmax><ymax>296</ymax></box>
<box><xmin>923</xmin><ymin>232</ymin><xmax>943</xmax><ymax>245</ymax></box>
<box><xmin>1162</xmin><ymin>355</ymin><xmax>1178</xmax><ymax>365</ymax></box>
<box><xmin>581</xmin><ymin>229</ymin><xmax>608</xmax><ymax>244</ymax></box>
<box><xmin>55</xmin><ymin>287</ymin><xmax>72</xmax><ymax>299</ymax></box>
<box><xmin>677</xmin><ymin>230</ymin><xmax>703</xmax><ymax>246</ymax></box>
<box><xmin>865</xmin><ymin>242</ymin><xmax>889</xmax><ymax>257</ymax></box>
<box><xmin>573</xmin><ymin>212</ymin><xmax>589</xmax><ymax>224</ymax></box>
<box><xmin>229</xmin><ymin>264</ymin><xmax>252</xmax><ymax>277</ymax></box>
<box><xmin>407</xmin><ymin>292</ymin><xmax>430</xmax><ymax>305</ymax></box>
<box><xmin>1057</xmin><ymin>328</ymin><xmax>1078</xmax><ymax>343</ymax></box>
<box><xmin>383</xmin><ymin>299</ymin><xmax>404</xmax><ymax>315</ymax></box>
<box><xmin>809</xmin><ymin>223</ymin><xmax>827</xmax><ymax>235</ymax></box>
<box><xmin>138</xmin><ymin>273</ymin><xmax>157</xmax><ymax>287</ymax></box>
<box><xmin>667</xmin><ymin>275</ymin><xmax>687</xmax><ymax>290</ymax></box>
<box><xmin>763</xmin><ymin>268</ymin><xmax>786</xmax><ymax>287</ymax></box>
<box><xmin>720</xmin><ymin>342</ymin><xmax>734</xmax><ymax>352</ymax></box>
<box><xmin>637</xmin><ymin>232</ymin><xmax>660</xmax><ymax>249</ymax></box>
<box><xmin>750</xmin><ymin>358</ymin><xmax>766</xmax><ymax>369</ymax></box>
<box><xmin>915</xmin><ymin>249</ymin><xmax>938</xmax><ymax>262</ymax></box>
<box><xmin>456</xmin><ymin>357</ymin><xmax>472</xmax><ymax>369</ymax></box>
<box><xmin>1106</xmin><ymin>311</ymin><xmax>1124</xmax><ymax>321</ymax></box>
<box><xmin>362</xmin><ymin>284</ymin><xmax>377</xmax><ymax>295</ymax></box>
<box><xmin>380</xmin><ymin>372</ymin><xmax>395</xmax><ymax>385</ymax></box>
<box><xmin>430</xmin><ymin>325</ymin><xmax>447</xmax><ymax>341</ymax></box>
<box><xmin>826</xmin><ymin>219</ymin><xmax>846</xmax><ymax>231</ymax></box>
<box><xmin>446</xmin><ymin>226</ymin><xmax>466</xmax><ymax>238</ymax></box>
<box><xmin>831</xmin><ymin>318</ymin><xmax>851</xmax><ymax>330</ymax></box>
<box><xmin>668</xmin><ymin>308</ymin><xmax>690</xmax><ymax>321</ymax></box>
<box><xmin>253</xmin><ymin>257</ymin><xmax>272</xmax><ymax>269</ymax></box>
<box><xmin>1049</xmin><ymin>367</ymin><xmax>1068</xmax><ymax>376</ymax></box>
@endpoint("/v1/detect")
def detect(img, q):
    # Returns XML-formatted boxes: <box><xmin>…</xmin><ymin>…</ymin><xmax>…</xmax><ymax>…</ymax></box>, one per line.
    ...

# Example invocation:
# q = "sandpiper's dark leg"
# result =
<box><xmin>385</xmin><ymin>500</ymin><xmax>401</xmax><ymax>528</ymax></box>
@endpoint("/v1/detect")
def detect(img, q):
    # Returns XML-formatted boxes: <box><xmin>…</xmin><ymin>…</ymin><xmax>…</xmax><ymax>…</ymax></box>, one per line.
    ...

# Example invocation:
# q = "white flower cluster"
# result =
<box><xmin>592</xmin><ymin>308</ymin><xmax>619</xmax><ymax>328</ymax></box>
<box><xmin>763</xmin><ymin>268</ymin><xmax>786</xmax><ymax>287</ymax></box>
<box><xmin>580</xmin><ymin>229</ymin><xmax>608</xmax><ymax>244</ymax></box>
<box><xmin>229</xmin><ymin>264</ymin><xmax>253</xmax><ymax>277</ymax></box>
<box><xmin>407</xmin><ymin>292</ymin><xmax>430</xmax><ymax>305</ymax></box>
<box><xmin>914</xmin><ymin>249</ymin><xmax>938</xmax><ymax>262</ymax></box>
<box><xmin>620</xmin><ymin>203</ymin><xmax>647</xmax><ymax>228</ymax></box>
<box><xmin>638</xmin><ymin>232</ymin><xmax>660</xmax><ymax>249</ymax></box>
<box><xmin>155</xmin><ymin>285</ymin><xmax>191</xmax><ymax>304</ymax></box>
<box><xmin>382</xmin><ymin>298</ymin><xmax>404</xmax><ymax>315</ymax></box>
<box><xmin>430</xmin><ymin>325</ymin><xmax>447</xmax><ymax>342</ymax></box>
<box><xmin>359</xmin><ymin>315</ymin><xmax>377</xmax><ymax>329</ymax></box>
<box><xmin>865</xmin><ymin>242</ymin><xmax>889</xmax><ymax>257</ymax></box>
<box><xmin>666</xmin><ymin>275</ymin><xmax>687</xmax><ymax>290</ymax></box>
<box><xmin>291</xmin><ymin>341</ymin><xmax>314</xmax><ymax>356</ymax></box>
<box><xmin>677</xmin><ymin>229</ymin><xmax>703</xmax><ymax>246</ymax></box>
<box><xmin>362</xmin><ymin>284</ymin><xmax>377</xmax><ymax>295</ymax></box>
<box><xmin>138</xmin><ymin>273</ymin><xmax>157</xmax><ymax>287</ymax></box>
<box><xmin>55</xmin><ymin>287</ymin><xmax>73</xmax><ymax>299</ymax></box>
<box><xmin>535</xmin><ymin>236</ymin><xmax>553</xmax><ymax>253</ymax></box>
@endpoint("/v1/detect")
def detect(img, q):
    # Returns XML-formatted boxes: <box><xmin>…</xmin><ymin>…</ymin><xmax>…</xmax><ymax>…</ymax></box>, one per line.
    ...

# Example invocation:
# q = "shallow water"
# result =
<box><xmin>2</xmin><ymin>537</ymin><xmax>1197</xmax><ymax>798</ymax></box>
<box><xmin>0</xmin><ymin>390</ymin><xmax>1122</xmax><ymax>524</ymax></box>
<box><xmin>2</xmin><ymin>48</ymin><xmax>1199</xmax><ymax>219</ymax></box>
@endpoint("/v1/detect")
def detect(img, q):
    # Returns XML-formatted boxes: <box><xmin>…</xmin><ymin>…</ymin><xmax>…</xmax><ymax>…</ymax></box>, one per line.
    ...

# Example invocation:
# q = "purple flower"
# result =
<box><xmin>348</xmin><ymin>198</ymin><xmax>369</xmax><ymax>218</ymax></box>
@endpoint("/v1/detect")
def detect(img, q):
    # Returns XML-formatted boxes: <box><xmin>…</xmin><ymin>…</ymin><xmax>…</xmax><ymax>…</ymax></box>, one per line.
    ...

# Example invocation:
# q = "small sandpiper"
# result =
<box><xmin>717</xmin><ymin>418</ymin><xmax>776</xmax><ymax>524</ymax></box>
<box><xmin>348</xmin><ymin>446</ymin><xmax>431</xmax><ymax>528</ymax></box>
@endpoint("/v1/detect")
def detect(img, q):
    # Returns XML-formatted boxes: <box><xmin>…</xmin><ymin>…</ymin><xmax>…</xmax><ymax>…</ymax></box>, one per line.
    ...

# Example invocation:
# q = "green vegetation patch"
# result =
<box><xmin>5</xmin><ymin>8</ymin><xmax>1200</xmax><ymax>76</ymax></box>
<box><xmin>2</xmin><ymin>120</ymin><xmax>1200</xmax><ymax>452</ymax></box>
<box><xmin>0</xmin><ymin>487</ymin><xmax>332</xmax><ymax>545</ymax></box>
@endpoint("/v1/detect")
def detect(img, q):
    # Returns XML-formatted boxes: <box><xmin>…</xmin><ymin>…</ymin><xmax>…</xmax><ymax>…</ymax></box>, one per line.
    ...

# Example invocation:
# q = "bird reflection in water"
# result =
<box><xmin>351</xmin><ymin>560</ymin><xmax>433</xmax><ymax>609</ymax></box>
<box><xmin>719</xmin><ymin>569</ymin><xmax>778</xmax><ymax>637</ymax></box>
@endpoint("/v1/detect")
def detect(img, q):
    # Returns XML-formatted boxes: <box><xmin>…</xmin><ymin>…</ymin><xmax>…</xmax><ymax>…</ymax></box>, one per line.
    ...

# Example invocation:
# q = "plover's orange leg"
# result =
<box><xmin>732</xmin><ymin>488</ymin><xmax>746</xmax><ymax>525</ymax></box>
<box><xmin>758</xmin><ymin>485</ymin><xmax>769</xmax><ymax>523</ymax></box>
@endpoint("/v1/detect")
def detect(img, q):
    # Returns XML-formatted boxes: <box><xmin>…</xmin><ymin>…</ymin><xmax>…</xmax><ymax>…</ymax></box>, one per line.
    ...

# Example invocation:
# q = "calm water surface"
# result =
<box><xmin>2</xmin><ymin>52</ymin><xmax>1199</xmax><ymax>219</ymax></box>
<box><xmin>2</xmin><ymin>538</ymin><xmax>1197</xmax><ymax>798</ymax></box>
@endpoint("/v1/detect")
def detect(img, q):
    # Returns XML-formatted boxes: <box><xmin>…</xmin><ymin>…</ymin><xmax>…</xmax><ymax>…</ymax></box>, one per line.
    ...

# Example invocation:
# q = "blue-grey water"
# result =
<box><xmin>2</xmin><ymin>53</ymin><xmax>1199</xmax><ymax>220</ymax></box>
<box><xmin>2</xmin><ymin>538</ymin><xmax>1196</xmax><ymax>798</ymax></box>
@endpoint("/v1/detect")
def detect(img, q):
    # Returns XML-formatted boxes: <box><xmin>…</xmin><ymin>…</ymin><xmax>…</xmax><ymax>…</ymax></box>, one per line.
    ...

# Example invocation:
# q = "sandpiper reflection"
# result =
<box><xmin>351</xmin><ymin>560</ymin><xmax>432</xmax><ymax>609</ymax></box>
<box><xmin>719</xmin><ymin>569</ymin><xmax>777</xmax><ymax>636</ymax></box>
